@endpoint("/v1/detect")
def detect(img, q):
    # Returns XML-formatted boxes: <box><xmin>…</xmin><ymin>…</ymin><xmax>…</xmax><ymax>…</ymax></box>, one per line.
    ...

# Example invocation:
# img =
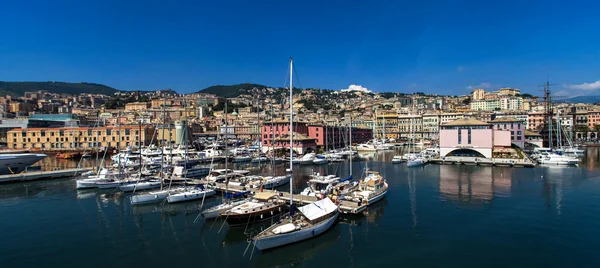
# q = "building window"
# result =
<box><xmin>468</xmin><ymin>129</ymin><xmax>471</xmax><ymax>144</ymax></box>
<box><xmin>458</xmin><ymin>129</ymin><xmax>461</xmax><ymax>144</ymax></box>
<box><xmin>517</xmin><ymin>131</ymin><xmax>522</xmax><ymax>135</ymax></box>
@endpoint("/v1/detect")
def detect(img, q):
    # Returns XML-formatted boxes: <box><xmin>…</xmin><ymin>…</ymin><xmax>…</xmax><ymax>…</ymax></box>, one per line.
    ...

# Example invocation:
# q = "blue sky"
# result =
<box><xmin>1</xmin><ymin>0</ymin><xmax>600</xmax><ymax>97</ymax></box>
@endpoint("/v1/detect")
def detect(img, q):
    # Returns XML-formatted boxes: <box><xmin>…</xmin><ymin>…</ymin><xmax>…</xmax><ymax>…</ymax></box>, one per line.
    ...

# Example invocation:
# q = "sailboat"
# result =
<box><xmin>167</xmin><ymin>101</ymin><xmax>216</xmax><ymax>204</ymax></box>
<box><xmin>252</xmin><ymin>58</ymin><xmax>339</xmax><ymax>250</ymax></box>
<box><xmin>202</xmin><ymin>105</ymin><xmax>250</xmax><ymax>219</ymax></box>
<box><xmin>130</xmin><ymin>96</ymin><xmax>185</xmax><ymax>205</ymax></box>
<box><xmin>406</xmin><ymin>97</ymin><xmax>426</xmax><ymax>167</ymax></box>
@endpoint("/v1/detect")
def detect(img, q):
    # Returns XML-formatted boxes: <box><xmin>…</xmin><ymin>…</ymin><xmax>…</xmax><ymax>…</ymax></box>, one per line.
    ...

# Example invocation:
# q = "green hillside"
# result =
<box><xmin>197</xmin><ymin>83</ymin><xmax>269</xmax><ymax>98</ymax></box>
<box><xmin>0</xmin><ymin>81</ymin><xmax>119</xmax><ymax>96</ymax></box>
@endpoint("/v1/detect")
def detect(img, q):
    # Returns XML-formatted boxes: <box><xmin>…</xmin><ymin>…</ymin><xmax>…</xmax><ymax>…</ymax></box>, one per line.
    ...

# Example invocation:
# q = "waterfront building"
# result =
<box><xmin>398</xmin><ymin>114</ymin><xmax>423</xmax><ymax>140</ymax></box>
<box><xmin>261</xmin><ymin>119</ymin><xmax>372</xmax><ymax>154</ymax></box>
<box><xmin>7</xmin><ymin>125</ymin><xmax>155</xmax><ymax>150</ymax></box>
<box><xmin>489</xmin><ymin>117</ymin><xmax>525</xmax><ymax>148</ymax></box>
<box><xmin>524</xmin><ymin>130</ymin><xmax>543</xmax><ymax>148</ymax></box>
<box><xmin>527</xmin><ymin>112</ymin><xmax>546</xmax><ymax>130</ymax></box>
<box><xmin>439</xmin><ymin>117</ymin><xmax>511</xmax><ymax>158</ymax></box>
<box><xmin>375</xmin><ymin>112</ymin><xmax>399</xmax><ymax>140</ymax></box>
<box><xmin>422</xmin><ymin>113</ymin><xmax>440</xmax><ymax>140</ymax></box>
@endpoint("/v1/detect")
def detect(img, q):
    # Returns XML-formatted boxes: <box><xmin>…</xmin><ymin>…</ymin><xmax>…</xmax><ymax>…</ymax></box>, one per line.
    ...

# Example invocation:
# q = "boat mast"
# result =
<box><xmin>225</xmin><ymin>99</ymin><xmax>229</xmax><ymax>201</ymax></box>
<box><xmin>270</xmin><ymin>102</ymin><xmax>275</xmax><ymax>177</ymax></box>
<box><xmin>160</xmin><ymin>95</ymin><xmax>166</xmax><ymax>190</ymax></box>
<box><xmin>349</xmin><ymin>115</ymin><xmax>352</xmax><ymax>177</ymax></box>
<box><xmin>117</xmin><ymin>111</ymin><xmax>122</xmax><ymax>176</ymax></box>
<box><xmin>289</xmin><ymin>58</ymin><xmax>294</xmax><ymax>207</ymax></box>
<box><xmin>256</xmin><ymin>91</ymin><xmax>261</xmax><ymax>164</ymax></box>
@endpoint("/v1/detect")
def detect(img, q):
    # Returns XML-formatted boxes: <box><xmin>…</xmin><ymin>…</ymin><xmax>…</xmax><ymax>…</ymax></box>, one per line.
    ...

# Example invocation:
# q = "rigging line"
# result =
<box><xmin>292</xmin><ymin>60</ymin><xmax>303</xmax><ymax>89</ymax></box>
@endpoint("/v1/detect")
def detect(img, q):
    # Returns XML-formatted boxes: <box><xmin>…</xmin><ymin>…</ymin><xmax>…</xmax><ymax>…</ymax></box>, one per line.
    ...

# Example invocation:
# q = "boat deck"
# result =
<box><xmin>213</xmin><ymin>183</ymin><xmax>368</xmax><ymax>214</ymax></box>
<box><xmin>0</xmin><ymin>168</ymin><xmax>92</xmax><ymax>184</ymax></box>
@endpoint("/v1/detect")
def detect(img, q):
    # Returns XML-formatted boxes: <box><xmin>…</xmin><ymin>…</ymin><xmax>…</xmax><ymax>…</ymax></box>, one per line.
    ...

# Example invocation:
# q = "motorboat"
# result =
<box><xmin>347</xmin><ymin>169</ymin><xmax>388</xmax><ymax>206</ymax></box>
<box><xmin>171</xmin><ymin>165</ymin><xmax>210</xmax><ymax>179</ymax></box>
<box><xmin>537</xmin><ymin>152</ymin><xmax>579</xmax><ymax>166</ymax></box>
<box><xmin>391</xmin><ymin>155</ymin><xmax>404</xmax><ymax>164</ymax></box>
<box><xmin>356</xmin><ymin>143</ymin><xmax>377</xmax><ymax>152</ymax></box>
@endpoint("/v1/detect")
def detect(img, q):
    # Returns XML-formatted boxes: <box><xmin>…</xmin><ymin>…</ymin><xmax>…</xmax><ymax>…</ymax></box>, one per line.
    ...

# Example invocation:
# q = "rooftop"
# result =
<box><xmin>442</xmin><ymin>117</ymin><xmax>490</xmax><ymax>127</ymax></box>
<box><xmin>489</xmin><ymin>117</ymin><xmax>523</xmax><ymax>123</ymax></box>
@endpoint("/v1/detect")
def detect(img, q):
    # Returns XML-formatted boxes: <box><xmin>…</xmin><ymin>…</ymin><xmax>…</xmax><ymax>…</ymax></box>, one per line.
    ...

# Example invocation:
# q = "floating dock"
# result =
<box><xmin>428</xmin><ymin>157</ymin><xmax>535</xmax><ymax>168</ymax></box>
<box><xmin>212</xmin><ymin>182</ymin><xmax>369</xmax><ymax>214</ymax></box>
<box><xmin>0</xmin><ymin>168</ymin><xmax>92</xmax><ymax>184</ymax></box>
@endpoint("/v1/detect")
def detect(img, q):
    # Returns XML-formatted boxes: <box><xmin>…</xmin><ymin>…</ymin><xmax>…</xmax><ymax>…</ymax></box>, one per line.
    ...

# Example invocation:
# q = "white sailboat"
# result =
<box><xmin>406</xmin><ymin>97</ymin><xmax>426</xmax><ymax>167</ymax></box>
<box><xmin>252</xmin><ymin>58</ymin><xmax>339</xmax><ymax>251</ymax></box>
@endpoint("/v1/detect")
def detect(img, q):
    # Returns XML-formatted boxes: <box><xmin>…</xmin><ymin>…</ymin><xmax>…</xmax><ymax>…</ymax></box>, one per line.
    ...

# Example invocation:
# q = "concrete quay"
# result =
<box><xmin>0</xmin><ymin>168</ymin><xmax>93</xmax><ymax>184</ymax></box>
<box><xmin>428</xmin><ymin>156</ymin><xmax>535</xmax><ymax>168</ymax></box>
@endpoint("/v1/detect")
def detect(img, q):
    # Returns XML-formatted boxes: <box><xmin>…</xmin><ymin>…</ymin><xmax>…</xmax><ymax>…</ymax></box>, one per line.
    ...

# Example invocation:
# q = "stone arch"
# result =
<box><xmin>444</xmin><ymin>148</ymin><xmax>487</xmax><ymax>158</ymax></box>
<box><xmin>591</xmin><ymin>132</ymin><xmax>597</xmax><ymax>140</ymax></box>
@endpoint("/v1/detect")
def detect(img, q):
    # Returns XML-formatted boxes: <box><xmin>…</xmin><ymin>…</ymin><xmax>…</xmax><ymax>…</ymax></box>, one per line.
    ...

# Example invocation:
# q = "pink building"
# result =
<box><xmin>489</xmin><ymin>117</ymin><xmax>525</xmax><ymax>148</ymax></box>
<box><xmin>440</xmin><ymin>118</ymin><xmax>511</xmax><ymax>158</ymax></box>
<box><xmin>261</xmin><ymin>119</ymin><xmax>372</xmax><ymax>154</ymax></box>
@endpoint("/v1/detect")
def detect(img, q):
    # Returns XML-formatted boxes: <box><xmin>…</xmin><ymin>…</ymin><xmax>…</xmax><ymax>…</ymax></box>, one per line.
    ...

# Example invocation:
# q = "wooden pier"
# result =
<box><xmin>0</xmin><ymin>168</ymin><xmax>92</xmax><ymax>184</ymax></box>
<box><xmin>212</xmin><ymin>182</ymin><xmax>369</xmax><ymax>214</ymax></box>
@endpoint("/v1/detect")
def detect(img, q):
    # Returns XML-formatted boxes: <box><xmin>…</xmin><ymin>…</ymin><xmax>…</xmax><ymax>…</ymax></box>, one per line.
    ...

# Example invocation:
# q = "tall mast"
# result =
<box><xmin>271</xmin><ymin>102</ymin><xmax>275</xmax><ymax>177</ymax></box>
<box><xmin>160</xmin><ymin>95</ymin><xmax>166</xmax><ymax>190</ymax></box>
<box><xmin>289</xmin><ymin>58</ymin><xmax>293</xmax><ymax>207</ymax></box>
<box><xmin>349</xmin><ymin>115</ymin><xmax>353</xmax><ymax>177</ymax></box>
<box><xmin>117</xmin><ymin>112</ymin><xmax>122</xmax><ymax>175</ymax></box>
<box><xmin>224</xmin><ymin>99</ymin><xmax>229</xmax><ymax>201</ymax></box>
<box><xmin>257</xmin><ymin>92</ymin><xmax>261</xmax><ymax>164</ymax></box>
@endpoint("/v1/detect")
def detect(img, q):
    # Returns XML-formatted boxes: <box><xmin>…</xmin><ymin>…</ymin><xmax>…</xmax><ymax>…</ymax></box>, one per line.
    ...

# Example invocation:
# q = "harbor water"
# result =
<box><xmin>1</xmin><ymin>148</ymin><xmax>600</xmax><ymax>267</ymax></box>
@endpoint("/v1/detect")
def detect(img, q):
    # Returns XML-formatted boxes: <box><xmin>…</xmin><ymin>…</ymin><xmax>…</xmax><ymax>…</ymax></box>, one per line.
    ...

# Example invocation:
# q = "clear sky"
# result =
<box><xmin>1</xmin><ymin>0</ymin><xmax>600</xmax><ymax>97</ymax></box>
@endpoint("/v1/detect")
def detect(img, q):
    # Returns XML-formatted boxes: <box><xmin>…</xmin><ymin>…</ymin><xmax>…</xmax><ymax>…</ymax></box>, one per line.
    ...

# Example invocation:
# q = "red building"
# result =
<box><xmin>261</xmin><ymin>119</ymin><xmax>372</xmax><ymax>154</ymax></box>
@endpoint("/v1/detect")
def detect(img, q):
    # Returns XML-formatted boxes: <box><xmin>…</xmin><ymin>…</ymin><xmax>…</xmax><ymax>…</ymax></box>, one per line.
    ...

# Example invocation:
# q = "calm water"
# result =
<box><xmin>2</xmin><ymin>148</ymin><xmax>600</xmax><ymax>268</ymax></box>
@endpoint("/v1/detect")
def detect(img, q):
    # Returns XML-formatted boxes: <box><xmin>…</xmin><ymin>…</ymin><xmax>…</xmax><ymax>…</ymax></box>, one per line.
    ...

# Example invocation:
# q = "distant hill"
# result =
<box><xmin>555</xmin><ymin>95</ymin><xmax>600</xmax><ymax>104</ymax></box>
<box><xmin>0</xmin><ymin>81</ymin><xmax>119</xmax><ymax>96</ymax></box>
<box><xmin>196</xmin><ymin>83</ymin><xmax>270</xmax><ymax>98</ymax></box>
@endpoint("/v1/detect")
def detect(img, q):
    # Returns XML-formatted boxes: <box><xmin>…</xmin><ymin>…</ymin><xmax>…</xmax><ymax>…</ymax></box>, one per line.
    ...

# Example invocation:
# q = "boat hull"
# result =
<box><xmin>407</xmin><ymin>159</ymin><xmax>426</xmax><ymax>167</ymax></box>
<box><xmin>253</xmin><ymin>210</ymin><xmax>339</xmax><ymax>250</ymax></box>
<box><xmin>262</xmin><ymin>176</ymin><xmax>291</xmax><ymax>189</ymax></box>
<box><xmin>201</xmin><ymin>199</ymin><xmax>249</xmax><ymax>219</ymax></box>
<box><xmin>0</xmin><ymin>154</ymin><xmax>47</xmax><ymax>175</ymax></box>
<box><xmin>167</xmin><ymin>189</ymin><xmax>216</xmax><ymax>203</ymax></box>
<box><xmin>224</xmin><ymin>205</ymin><xmax>286</xmax><ymax>227</ymax></box>
<box><xmin>119</xmin><ymin>181</ymin><xmax>162</xmax><ymax>192</ymax></box>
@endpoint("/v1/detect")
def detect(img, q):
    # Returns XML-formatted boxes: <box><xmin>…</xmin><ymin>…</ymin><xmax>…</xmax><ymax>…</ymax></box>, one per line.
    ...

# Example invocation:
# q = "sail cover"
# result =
<box><xmin>298</xmin><ymin>198</ymin><xmax>337</xmax><ymax>221</ymax></box>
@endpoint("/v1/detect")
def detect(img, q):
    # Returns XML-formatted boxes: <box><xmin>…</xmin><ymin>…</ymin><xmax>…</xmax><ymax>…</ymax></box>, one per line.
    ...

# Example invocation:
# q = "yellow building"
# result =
<box><xmin>472</xmin><ymin>89</ymin><xmax>485</xmax><ymax>100</ymax></box>
<box><xmin>375</xmin><ymin>113</ymin><xmax>399</xmax><ymax>139</ymax></box>
<box><xmin>7</xmin><ymin>126</ymin><xmax>155</xmax><ymax>150</ymax></box>
<box><xmin>125</xmin><ymin>102</ymin><xmax>150</xmax><ymax>111</ymax></box>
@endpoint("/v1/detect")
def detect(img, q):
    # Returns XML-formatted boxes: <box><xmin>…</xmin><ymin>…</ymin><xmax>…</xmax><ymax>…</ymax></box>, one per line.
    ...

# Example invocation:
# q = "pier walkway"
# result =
<box><xmin>0</xmin><ymin>168</ymin><xmax>92</xmax><ymax>184</ymax></box>
<box><xmin>213</xmin><ymin>182</ymin><xmax>368</xmax><ymax>214</ymax></box>
<box><xmin>428</xmin><ymin>156</ymin><xmax>535</xmax><ymax>168</ymax></box>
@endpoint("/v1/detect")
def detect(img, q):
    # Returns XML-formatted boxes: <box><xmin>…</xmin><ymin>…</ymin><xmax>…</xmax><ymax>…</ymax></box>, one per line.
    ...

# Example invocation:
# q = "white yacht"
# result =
<box><xmin>407</xmin><ymin>157</ymin><xmax>427</xmax><ymax>167</ymax></box>
<box><xmin>537</xmin><ymin>152</ymin><xmax>579</xmax><ymax>166</ymax></box>
<box><xmin>0</xmin><ymin>153</ymin><xmax>47</xmax><ymax>175</ymax></box>
<box><xmin>356</xmin><ymin>143</ymin><xmax>377</xmax><ymax>152</ymax></box>
<box><xmin>347</xmin><ymin>169</ymin><xmax>388</xmax><ymax>205</ymax></box>
<box><xmin>391</xmin><ymin>155</ymin><xmax>404</xmax><ymax>164</ymax></box>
